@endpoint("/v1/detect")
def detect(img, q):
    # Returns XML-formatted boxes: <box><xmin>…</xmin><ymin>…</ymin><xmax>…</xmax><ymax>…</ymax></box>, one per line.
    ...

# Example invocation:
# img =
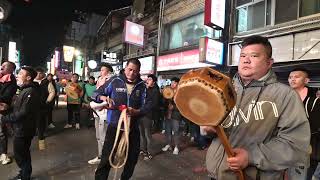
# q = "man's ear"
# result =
<box><xmin>267</xmin><ymin>58</ymin><xmax>274</xmax><ymax>67</ymax></box>
<box><xmin>26</xmin><ymin>76</ymin><xmax>32</xmax><ymax>81</ymax></box>
<box><xmin>305</xmin><ymin>77</ymin><xmax>310</xmax><ymax>84</ymax></box>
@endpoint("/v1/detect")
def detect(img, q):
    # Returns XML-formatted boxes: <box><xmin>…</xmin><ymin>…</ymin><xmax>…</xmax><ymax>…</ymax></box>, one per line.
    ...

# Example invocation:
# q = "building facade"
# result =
<box><xmin>228</xmin><ymin>0</ymin><xmax>320</xmax><ymax>85</ymax></box>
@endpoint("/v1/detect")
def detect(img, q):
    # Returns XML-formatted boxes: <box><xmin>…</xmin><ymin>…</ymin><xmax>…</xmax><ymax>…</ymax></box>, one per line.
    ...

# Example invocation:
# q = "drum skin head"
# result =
<box><xmin>174</xmin><ymin>68</ymin><xmax>236</xmax><ymax>126</ymax></box>
<box><xmin>163</xmin><ymin>87</ymin><xmax>174</xmax><ymax>99</ymax></box>
<box><xmin>66</xmin><ymin>83</ymin><xmax>80</xmax><ymax>99</ymax></box>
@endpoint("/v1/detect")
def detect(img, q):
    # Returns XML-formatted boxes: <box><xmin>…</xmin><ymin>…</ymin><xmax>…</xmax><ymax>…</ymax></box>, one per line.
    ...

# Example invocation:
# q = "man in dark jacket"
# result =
<box><xmin>34</xmin><ymin>67</ymin><xmax>53</xmax><ymax>150</ymax></box>
<box><xmin>93</xmin><ymin>58</ymin><xmax>151</xmax><ymax>180</ymax></box>
<box><xmin>1</xmin><ymin>66</ymin><xmax>40</xmax><ymax>180</ymax></box>
<box><xmin>139</xmin><ymin>74</ymin><xmax>160</xmax><ymax>160</ymax></box>
<box><xmin>288</xmin><ymin>68</ymin><xmax>320</xmax><ymax>180</ymax></box>
<box><xmin>0</xmin><ymin>61</ymin><xmax>17</xmax><ymax>165</ymax></box>
<box><xmin>161</xmin><ymin>77</ymin><xmax>182</xmax><ymax>155</ymax></box>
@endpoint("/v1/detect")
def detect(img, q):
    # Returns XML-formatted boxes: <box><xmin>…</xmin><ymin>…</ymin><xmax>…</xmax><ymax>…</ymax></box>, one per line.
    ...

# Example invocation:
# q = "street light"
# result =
<box><xmin>88</xmin><ymin>60</ymin><xmax>97</xmax><ymax>69</ymax></box>
<box><xmin>0</xmin><ymin>0</ymin><xmax>11</xmax><ymax>23</ymax></box>
<box><xmin>0</xmin><ymin>7</ymin><xmax>4</xmax><ymax>20</ymax></box>
<box><xmin>74</xmin><ymin>49</ymin><xmax>81</xmax><ymax>56</ymax></box>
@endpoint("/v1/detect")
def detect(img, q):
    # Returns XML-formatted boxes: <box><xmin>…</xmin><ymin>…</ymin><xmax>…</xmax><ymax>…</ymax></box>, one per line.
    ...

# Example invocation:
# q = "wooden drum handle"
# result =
<box><xmin>215</xmin><ymin>125</ymin><xmax>245</xmax><ymax>180</ymax></box>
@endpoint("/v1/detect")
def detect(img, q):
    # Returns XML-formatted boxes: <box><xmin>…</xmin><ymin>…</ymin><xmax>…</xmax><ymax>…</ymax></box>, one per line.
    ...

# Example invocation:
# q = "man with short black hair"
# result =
<box><xmin>1</xmin><ymin>66</ymin><xmax>40</xmax><ymax>180</ymax></box>
<box><xmin>288</xmin><ymin>67</ymin><xmax>320</xmax><ymax>180</ymax></box>
<box><xmin>64</xmin><ymin>73</ymin><xmax>83</xmax><ymax>130</ymax></box>
<box><xmin>138</xmin><ymin>74</ymin><xmax>160</xmax><ymax>160</ymax></box>
<box><xmin>204</xmin><ymin>35</ymin><xmax>310</xmax><ymax>180</ymax></box>
<box><xmin>34</xmin><ymin>67</ymin><xmax>55</xmax><ymax>150</ymax></box>
<box><xmin>162</xmin><ymin>77</ymin><xmax>182</xmax><ymax>155</ymax></box>
<box><xmin>93</xmin><ymin>58</ymin><xmax>151</xmax><ymax>180</ymax></box>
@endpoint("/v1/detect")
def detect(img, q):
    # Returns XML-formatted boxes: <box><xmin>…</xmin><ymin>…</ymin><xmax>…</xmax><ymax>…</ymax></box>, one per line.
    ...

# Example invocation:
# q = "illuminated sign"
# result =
<box><xmin>204</xmin><ymin>0</ymin><xmax>226</xmax><ymax>29</ymax></box>
<box><xmin>63</xmin><ymin>46</ymin><xmax>75</xmax><ymax>62</ymax></box>
<box><xmin>199</xmin><ymin>37</ymin><xmax>224</xmax><ymax>65</ymax></box>
<box><xmin>55</xmin><ymin>51</ymin><xmax>60</xmax><ymax>68</ymax></box>
<box><xmin>139</xmin><ymin>56</ymin><xmax>154</xmax><ymax>75</ymax></box>
<box><xmin>8</xmin><ymin>41</ymin><xmax>17</xmax><ymax>63</ymax></box>
<box><xmin>157</xmin><ymin>49</ymin><xmax>213</xmax><ymax>71</ymax></box>
<box><xmin>56</xmin><ymin>70</ymin><xmax>72</xmax><ymax>80</ymax></box>
<box><xmin>124</xmin><ymin>20</ymin><xmax>144</xmax><ymax>47</ymax></box>
<box><xmin>0</xmin><ymin>47</ymin><xmax>2</xmax><ymax>64</ymax></box>
<box><xmin>50</xmin><ymin>57</ymin><xmax>55</xmax><ymax>75</ymax></box>
<box><xmin>75</xmin><ymin>60</ymin><xmax>83</xmax><ymax>76</ymax></box>
<box><xmin>47</xmin><ymin>62</ymin><xmax>51</xmax><ymax>73</ymax></box>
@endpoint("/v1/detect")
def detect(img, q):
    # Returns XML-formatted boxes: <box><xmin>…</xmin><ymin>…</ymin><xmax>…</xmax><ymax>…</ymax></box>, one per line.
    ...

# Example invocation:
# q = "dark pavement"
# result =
<box><xmin>0</xmin><ymin>105</ymin><xmax>209</xmax><ymax>180</ymax></box>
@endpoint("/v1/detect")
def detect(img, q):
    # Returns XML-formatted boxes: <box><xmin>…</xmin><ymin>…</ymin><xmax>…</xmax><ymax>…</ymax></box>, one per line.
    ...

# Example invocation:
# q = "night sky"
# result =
<box><xmin>4</xmin><ymin>0</ymin><xmax>132</xmax><ymax>66</ymax></box>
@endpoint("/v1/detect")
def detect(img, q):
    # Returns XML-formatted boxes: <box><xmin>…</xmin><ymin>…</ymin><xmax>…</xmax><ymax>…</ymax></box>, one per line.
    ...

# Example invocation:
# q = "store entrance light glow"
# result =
<box><xmin>0</xmin><ymin>7</ymin><xmax>4</xmax><ymax>20</ymax></box>
<box><xmin>0</xmin><ymin>0</ymin><xmax>11</xmax><ymax>23</ymax></box>
<box><xmin>88</xmin><ymin>60</ymin><xmax>97</xmax><ymax>69</ymax></box>
<box><xmin>75</xmin><ymin>49</ymin><xmax>81</xmax><ymax>56</ymax></box>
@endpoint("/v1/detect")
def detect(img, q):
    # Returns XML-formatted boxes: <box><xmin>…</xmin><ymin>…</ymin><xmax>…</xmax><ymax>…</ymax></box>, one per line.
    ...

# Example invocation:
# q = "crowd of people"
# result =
<box><xmin>0</xmin><ymin>35</ymin><xmax>319</xmax><ymax>180</ymax></box>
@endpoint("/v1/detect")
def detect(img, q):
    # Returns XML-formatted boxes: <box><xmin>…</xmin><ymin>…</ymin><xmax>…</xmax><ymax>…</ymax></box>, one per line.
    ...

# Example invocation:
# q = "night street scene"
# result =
<box><xmin>1</xmin><ymin>0</ymin><xmax>320</xmax><ymax>180</ymax></box>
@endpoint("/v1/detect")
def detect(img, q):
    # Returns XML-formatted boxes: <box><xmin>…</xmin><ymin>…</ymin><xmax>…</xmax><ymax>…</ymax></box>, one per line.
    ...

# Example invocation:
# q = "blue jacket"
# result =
<box><xmin>92</xmin><ymin>74</ymin><xmax>151</xmax><ymax>127</ymax></box>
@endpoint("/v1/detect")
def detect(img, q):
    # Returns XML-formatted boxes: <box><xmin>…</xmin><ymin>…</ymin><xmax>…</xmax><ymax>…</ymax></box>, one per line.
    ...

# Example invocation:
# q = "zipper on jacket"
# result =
<box><xmin>119</xmin><ymin>78</ymin><xmax>144</xmax><ymax>107</ymax></box>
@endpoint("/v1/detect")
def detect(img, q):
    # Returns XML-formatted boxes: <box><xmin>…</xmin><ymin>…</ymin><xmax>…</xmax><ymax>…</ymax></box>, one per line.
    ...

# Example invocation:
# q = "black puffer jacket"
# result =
<box><xmin>145</xmin><ymin>84</ymin><xmax>160</xmax><ymax>120</ymax></box>
<box><xmin>304</xmin><ymin>87</ymin><xmax>320</xmax><ymax>161</ymax></box>
<box><xmin>1</xmin><ymin>83</ymin><xmax>40</xmax><ymax>137</ymax></box>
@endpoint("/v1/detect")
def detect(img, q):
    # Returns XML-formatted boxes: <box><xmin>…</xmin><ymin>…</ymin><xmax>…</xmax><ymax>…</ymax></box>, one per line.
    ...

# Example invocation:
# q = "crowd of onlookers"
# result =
<box><xmin>1</xmin><ymin>35</ymin><xmax>320</xmax><ymax>180</ymax></box>
<box><xmin>0</xmin><ymin>60</ymin><xmax>214</xmax><ymax>180</ymax></box>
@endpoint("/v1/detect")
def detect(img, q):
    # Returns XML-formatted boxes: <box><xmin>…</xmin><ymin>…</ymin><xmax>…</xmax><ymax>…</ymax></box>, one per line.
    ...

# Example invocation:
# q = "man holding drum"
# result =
<box><xmin>204</xmin><ymin>35</ymin><xmax>310</xmax><ymax>179</ymax></box>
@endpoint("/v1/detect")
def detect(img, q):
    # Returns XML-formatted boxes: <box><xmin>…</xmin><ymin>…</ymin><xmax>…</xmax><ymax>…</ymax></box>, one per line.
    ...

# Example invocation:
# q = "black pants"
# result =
<box><xmin>13</xmin><ymin>136</ymin><xmax>33</xmax><ymax>180</ymax></box>
<box><xmin>47</xmin><ymin>105</ymin><xmax>54</xmax><ymax>125</ymax></box>
<box><xmin>37</xmin><ymin>113</ymin><xmax>47</xmax><ymax>140</ymax></box>
<box><xmin>95</xmin><ymin>125</ymin><xmax>140</xmax><ymax>180</ymax></box>
<box><xmin>67</xmin><ymin>104</ymin><xmax>80</xmax><ymax>124</ymax></box>
<box><xmin>139</xmin><ymin>116</ymin><xmax>153</xmax><ymax>152</ymax></box>
<box><xmin>0</xmin><ymin>122</ymin><xmax>8</xmax><ymax>154</ymax></box>
<box><xmin>307</xmin><ymin>159</ymin><xmax>318</xmax><ymax>180</ymax></box>
<box><xmin>55</xmin><ymin>95</ymin><xmax>59</xmax><ymax>107</ymax></box>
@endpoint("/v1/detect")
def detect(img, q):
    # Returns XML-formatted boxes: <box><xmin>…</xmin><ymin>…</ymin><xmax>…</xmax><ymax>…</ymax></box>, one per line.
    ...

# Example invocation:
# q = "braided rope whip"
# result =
<box><xmin>109</xmin><ymin>105</ymin><xmax>131</xmax><ymax>169</ymax></box>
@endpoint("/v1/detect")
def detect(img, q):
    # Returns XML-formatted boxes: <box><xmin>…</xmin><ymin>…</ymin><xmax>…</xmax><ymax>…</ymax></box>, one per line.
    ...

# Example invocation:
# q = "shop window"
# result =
<box><xmin>300</xmin><ymin>0</ymin><xmax>320</xmax><ymax>17</ymax></box>
<box><xmin>236</xmin><ymin>0</ymin><xmax>252</xmax><ymax>7</ymax></box>
<box><xmin>266</xmin><ymin>0</ymin><xmax>272</xmax><ymax>25</ymax></box>
<box><xmin>163</xmin><ymin>13</ymin><xmax>216</xmax><ymax>50</ymax></box>
<box><xmin>236</xmin><ymin>1</ymin><xmax>266</xmax><ymax>32</ymax></box>
<box><xmin>275</xmin><ymin>0</ymin><xmax>298</xmax><ymax>24</ymax></box>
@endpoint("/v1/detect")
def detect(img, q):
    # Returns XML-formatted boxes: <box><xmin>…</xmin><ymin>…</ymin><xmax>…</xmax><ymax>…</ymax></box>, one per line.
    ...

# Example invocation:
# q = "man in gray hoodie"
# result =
<box><xmin>204</xmin><ymin>35</ymin><xmax>310</xmax><ymax>180</ymax></box>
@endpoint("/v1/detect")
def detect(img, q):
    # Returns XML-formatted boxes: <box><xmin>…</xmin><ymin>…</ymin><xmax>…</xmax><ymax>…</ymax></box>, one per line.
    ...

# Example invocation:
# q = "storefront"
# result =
<box><xmin>158</xmin><ymin>2</ymin><xmax>222</xmax><ymax>86</ymax></box>
<box><xmin>157</xmin><ymin>48</ymin><xmax>216</xmax><ymax>87</ymax></box>
<box><xmin>228</xmin><ymin>29</ymin><xmax>320</xmax><ymax>86</ymax></box>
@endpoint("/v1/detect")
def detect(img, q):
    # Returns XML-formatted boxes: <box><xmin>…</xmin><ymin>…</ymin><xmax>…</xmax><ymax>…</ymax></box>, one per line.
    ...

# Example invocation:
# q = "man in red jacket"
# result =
<box><xmin>0</xmin><ymin>61</ymin><xmax>17</xmax><ymax>165</ymax></box>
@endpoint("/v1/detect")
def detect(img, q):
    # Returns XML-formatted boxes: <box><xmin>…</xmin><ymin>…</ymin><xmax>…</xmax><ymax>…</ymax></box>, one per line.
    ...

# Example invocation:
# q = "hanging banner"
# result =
<box><xmin>124</xmin><ymin>20</ymin><xmax>144</xmax><ymax>47</ymax></box>
<box><xmin>204</xmin><ymin>0</ymin><xmax>226</xmax><ymax>29</ymax></box>
<box><xmin>199</xmin><ymin>37</ymin><xmax>224</xmax><ymax>65</ymax></box>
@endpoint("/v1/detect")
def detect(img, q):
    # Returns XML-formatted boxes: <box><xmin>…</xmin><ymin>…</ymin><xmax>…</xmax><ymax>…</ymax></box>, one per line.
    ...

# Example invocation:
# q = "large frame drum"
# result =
<box><xmin>174</xmin><ymin>67</ymin><xmax>245</xmax><ymax>180</ymax></box>
<box><xmin>174</xmin><ymin>67</ymin><xmax>236</xmax><ymax>126</ymax></box>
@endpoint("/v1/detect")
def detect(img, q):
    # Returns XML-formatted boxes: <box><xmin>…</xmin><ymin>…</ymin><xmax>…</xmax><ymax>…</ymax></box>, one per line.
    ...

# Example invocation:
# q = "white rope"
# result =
<box><xmin>109</xmin><ymin>108</ymin><xmax>131</xmax><ymax>169</ymax></box>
